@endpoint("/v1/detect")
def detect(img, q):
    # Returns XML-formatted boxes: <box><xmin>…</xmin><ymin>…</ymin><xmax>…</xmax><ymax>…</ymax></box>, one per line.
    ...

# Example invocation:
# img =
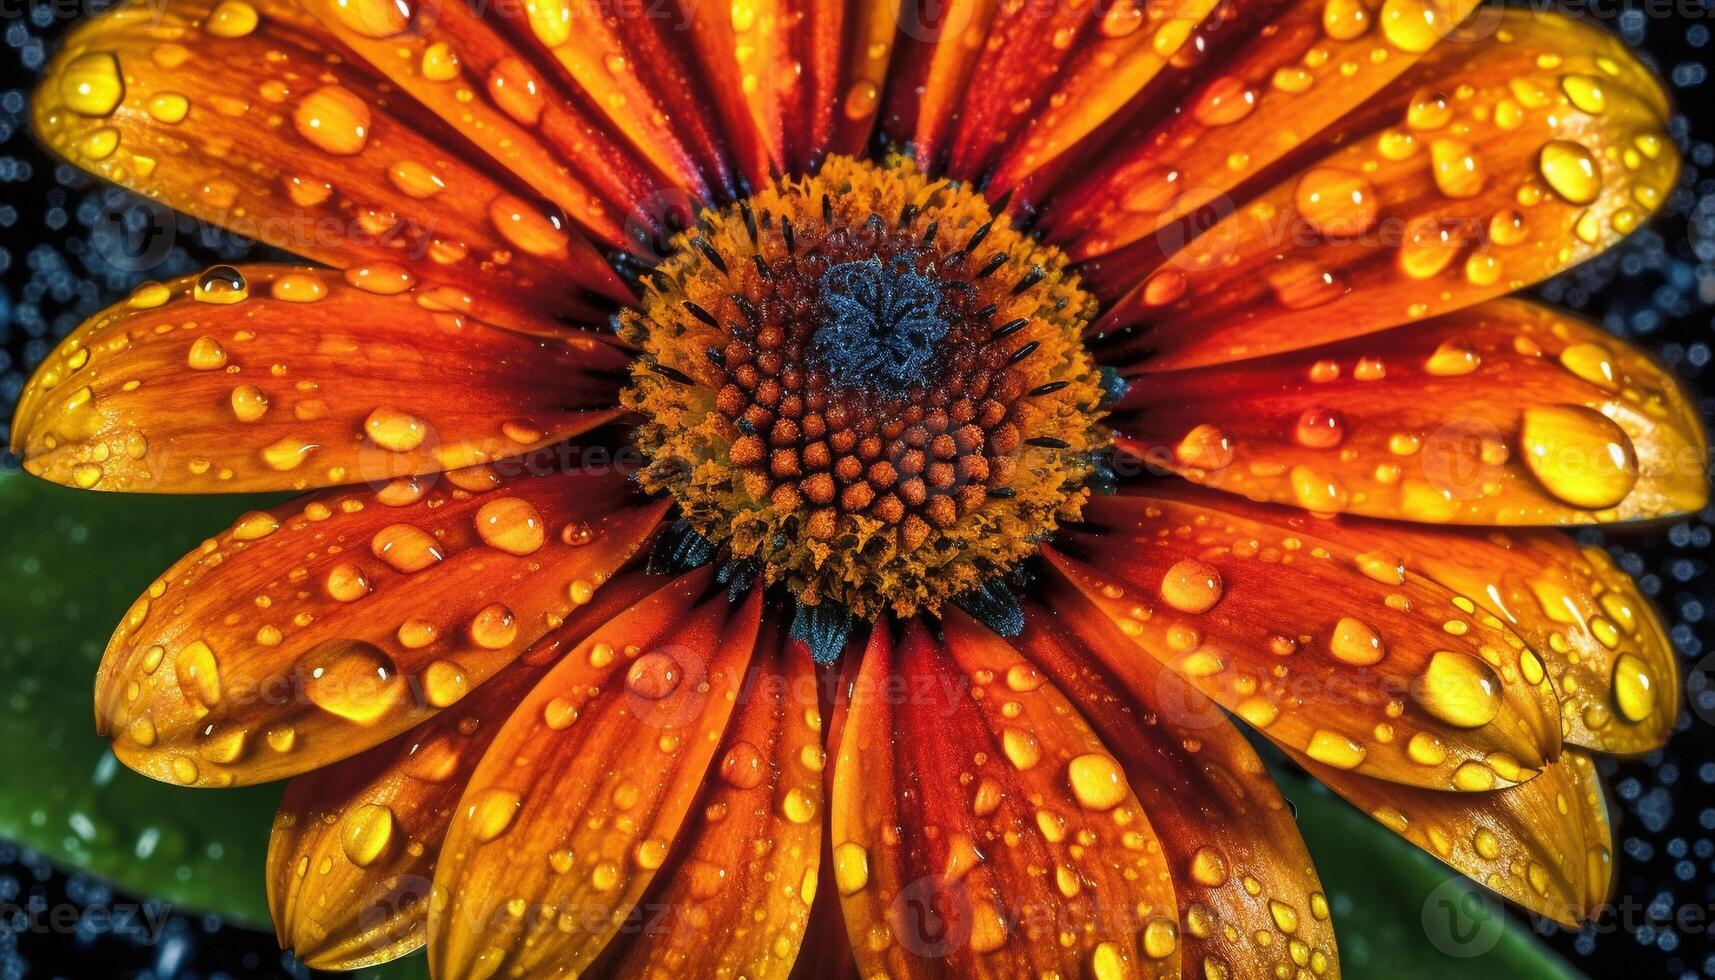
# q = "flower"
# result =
<box><xmin>12</xmin><ymin>0</ymin><xmax>1707</xmax><ymax>975</ymax></box>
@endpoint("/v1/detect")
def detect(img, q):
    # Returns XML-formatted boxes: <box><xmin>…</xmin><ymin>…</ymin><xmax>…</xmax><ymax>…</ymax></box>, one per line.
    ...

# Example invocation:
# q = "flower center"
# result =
<box><xmin>621</xmin><ymin>156</ymin><xmax>1114</xmax><ymax>623</ymax></box>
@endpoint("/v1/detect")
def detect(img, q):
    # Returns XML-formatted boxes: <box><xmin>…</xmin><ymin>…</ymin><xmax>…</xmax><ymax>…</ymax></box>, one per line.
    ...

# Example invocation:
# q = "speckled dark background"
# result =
<box><xmin>1</xmin><ymin>1</ymin><xmax>1712</xmax><ymax>977</ymax></box>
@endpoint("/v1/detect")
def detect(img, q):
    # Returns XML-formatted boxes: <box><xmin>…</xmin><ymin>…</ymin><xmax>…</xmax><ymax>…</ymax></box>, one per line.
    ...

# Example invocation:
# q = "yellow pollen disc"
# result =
<box><xmin>622</xmin><ymin>156</ymin><xmax>1111</xmax><ymax>619</ymax></box>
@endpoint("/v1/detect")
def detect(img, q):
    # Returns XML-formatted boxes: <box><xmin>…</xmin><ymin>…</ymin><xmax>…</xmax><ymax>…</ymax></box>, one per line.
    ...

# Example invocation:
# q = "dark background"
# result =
<box><xmin>1</xmin><ymin>1</ymin><xmax>1713</xmax><ymax>977</ymax></box>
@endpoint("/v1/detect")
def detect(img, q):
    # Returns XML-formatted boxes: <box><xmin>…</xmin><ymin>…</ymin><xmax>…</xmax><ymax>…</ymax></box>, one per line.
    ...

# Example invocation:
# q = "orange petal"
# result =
<box><xmin>588</xmin><ymin>626</ymin><xmax>824</xmax><ymax>978</ymax></box>
<box><xmin>264</xmin><ymin>570</ymin><xmax>665</xmax><ymax>970</ymax></box>
<box><xmin>295</xmin><ymin>0</ymin><xmax>680</xmax><ymax>248</ymax></box>
<box><xmin>427</xmin><ymin>580</ymin><xmax>765</xmax><ymax>978</ymax></box>
<box><xmin>94</xmin><ymin>466</ymin><xmax>666</xmax><ymax>788</ymax></box>
<box><xmin>11</xmin><ymin>265</ymin><xmax>628</xmax><ymax>494</ymax></box>
<box><xmin>718</xmin><ymin>0</ymin><xmax>898</xmax><ymax>171</ymax></box>
<box><xmin>1029</xmin><ymin>0</ymin><xmax>1464</xmax><ymax>249</ymax></box>
<box><xmin>1113</xmin><ymin>299</ymin><xmax>1707</xmax><ymax>524</ymax></box>
<box><xmin>1048</xmin><ymin>486</ymin><xmax>1563</xmax><ymax>791</ymax></box>
<box><xmin>34</xmin><ymin>0</ymin><xmax>628</xmax><ymax>331</ymax></box>
<box><xmin>1087</xmin><ymin>8</ymin><xmax>1678</xmax><ymax>368</ymax></box>
<box><xmin>830</xmin><ymin>618</ymin><xmax>1179</xmax><ymax>978</ymax></box>
<box><xmin>1296</xmin><ymin>749</ymin><xmax>1613</xmax><ymax>925</ymax></box>
<box><xmin>1014</xmin><ymin>590</ymin><xmax>1340</xmax><ymax>979</ymax></box>
<box><xmin>1255</xmin><ymin>518</ymin><xmax>1679</xmax><ymax>755</ymax></box>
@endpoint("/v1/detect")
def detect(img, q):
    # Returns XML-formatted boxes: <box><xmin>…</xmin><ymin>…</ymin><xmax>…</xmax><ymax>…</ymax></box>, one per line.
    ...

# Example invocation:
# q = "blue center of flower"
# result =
<box><xmin>812</xmin><ymin>258</ymin><xmax>948</xmax><ymax>393</ymax></box>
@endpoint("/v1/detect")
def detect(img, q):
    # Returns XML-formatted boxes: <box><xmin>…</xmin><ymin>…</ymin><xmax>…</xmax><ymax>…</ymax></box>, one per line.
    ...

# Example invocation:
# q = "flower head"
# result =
<box><xmin>12</xmin><ymin>0</ymin><xmax>1708</xmax><ymax>976</ymax></box>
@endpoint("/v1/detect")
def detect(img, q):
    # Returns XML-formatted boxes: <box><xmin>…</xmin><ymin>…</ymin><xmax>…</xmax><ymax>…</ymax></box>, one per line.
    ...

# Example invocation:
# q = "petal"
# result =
<box><xmin>266</xmin><ymin>570</ymin><xmax>666</xmax><ymax>969</ymax></box>
<box><xmin>1029</xmin><ymin>0</ymin><xmax>1465</xmax><ymax>249</ymax></box>
<box><xmin>721</xmin><ymin>0</ymin><xmax>900</xmax><ymax>171</ymax></box>
<box><xmin>296</xmin><ymin>0</ymin><xmax>681</xmax><ymax>246</ymax></box>
<box><xmin>12</xmin><ymin>265</ymin><xmax>628</xmax><ymax>494</ymax></box>
<box><xmin>34</xmin><ymin>0</ymin><xmax>628</xmax><ymax>330</ymax></box>
<box><xmin>1295</xmin><ymin>749</ymin><xmax>1613</xmax><ymax>924</ymax></box>
<box><xmin>1112</xmin><ymin>299</ymin><xmax>1707</xmax><ymax>524</ymax></box>
<box><xmin>830</xmin><ymin>617</ymin><xmax>1180</xmax><ymax>978</ymax></box>
<box><xmin>1086</xmin><ymin>9</ymin><xmax>1679</xmax><ymax>368</ymax></box>
<box><xmin>94</xmin><ymin>465</ymin><xmax>667</xmax><ymax>787</ymax></box>
<box><xmin>1016</xmin><ymin>584</ymin><xmax>1340</xmax><ymax>979</ymax></box>
<box><xmin>1048</xmin><ymin>486</ymin><xmax>1564</xmax><ymax>791</ymax></box>
<box><xmin>587</xmin><ymin>628</ymin><xmax>825</xmax><ymax>978</ymax></box>
<box><xmin>427</xmin><ymin>579</ymin><xmax>766</xmax><ymax>978</ymax></box>
<box><xmin>1242</xmin><ymin>517</ymin><xmax>1679</xmax><ymax>755</ymax></box>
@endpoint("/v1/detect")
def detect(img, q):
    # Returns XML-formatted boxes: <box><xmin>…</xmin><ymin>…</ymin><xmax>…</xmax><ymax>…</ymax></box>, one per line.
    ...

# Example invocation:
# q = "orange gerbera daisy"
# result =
<box><xmin>13</xmin><ymin>0</ymin><xmax>1708</xmax><ymax>974</ymax></box>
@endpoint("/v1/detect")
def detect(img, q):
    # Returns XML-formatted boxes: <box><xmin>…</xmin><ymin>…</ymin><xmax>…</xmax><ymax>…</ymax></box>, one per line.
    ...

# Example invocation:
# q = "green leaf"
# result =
<box><xmin>0</xmin><ymin>473</ymin><xmax>290</xmax><ymax>928</ymax></box>
<box><xmin>1276</xmin><ymin>766</ymin><xmax>1582</xmax><ymax>980</ymax></box>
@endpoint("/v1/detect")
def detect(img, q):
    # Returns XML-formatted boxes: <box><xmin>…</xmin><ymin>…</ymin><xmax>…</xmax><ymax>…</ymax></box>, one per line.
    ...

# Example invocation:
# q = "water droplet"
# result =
<box><xmin>1066</xmin><ymin>754</ymin><xmax>1128</xmax><ymax>811</ymax></box>
<box><xmin>1519</xmin><ymin>404</ymin><xmax>1638</xmax><ymax>509</ymax></box>
<box><xmin>626</xmin><ymin>652</ymin><xmax>683</xmax><ymax>700</ymax></box>
<box><xmin>1305</xmin><ymin>729</ymin><xmax>1366</xmax><ymax>769</ymax></box>
<box><xmin>298</xmin><ymin>641</ymin><xmax>404</xmax><ymax>723</ymax></box>
<box><xmin>423</xmin><ymin>659</ymin><xmax>469</xmax><ymax>707</ymax></box>
<box><xmin>1379</xmin><ymin>0</ymin><xmax>1447</xmax><ymax>52</ymax></box>
<box><xmin>468</xmin><ymin>788</ymin><xmax>521</xmax><ymax>842</ymax></box>
<box><xmin>341</xmin><ymin>803</ymin><xmax>395</xmax><ymax>866</ymax></box>
<box><xmin>1429</xmin><ymin>138</ymin><xmax>1484</xmax><ymax>199</ymax></box>
<box><xmin>488</xmin><ymin>193</ymin><xmax>567</xmax><ymax>256</ymax></box>
<box><xmin>371</xmin><ymin>523</ymin><xmax>444</xmax><ymax>572</ymax></box>
<box><xmin>833</xmin><ymin>841</ymin><xmax>870</xmax><ymax>894</ymax></box>
<box><xmin>468</xmin><ymin>603</ymin><xmax>517</xmax><ymax>649</ymax></box>
<box><xmin>1294</xmin><ymin>167</ymin><xmax>1377</xmax><ymax>237</ymax></box>
<box><xmin>294</xmin><ymin>85</ymin><xmax>371</xmax><ymax>155</ymax></box>
<box><xmin>1414</xmin><ymin>650</ymin><xmax>1501</xmax><ymax>728</ymax></box>
<box><xmin>781</xmin><ymin>787</ymin><xmax>816</xmax><ymax>824</ymax></box>
<box><xmin>1189</xmin><ymin>845</ymin><xmax>1229</xmax><ymax>886</ymax></box>
<box><xmin>475</xmin><ymin>497</ymin><xmax>545</xmax><ymax>556</ymax></box>
<box><xmin>174</xmin><ymin>640</ymin><xmax>223</xmax><ymax>708</ymax></box>
<box><xmin>1424</xmin><ymin>340</ymin><xmax>1480</xmax><ymax>376</ymax></box>
<box><xmin>1161</xmin><ymin>558</ymin><xmax>1223</xmax><ymax>613</ymax></box>
<box><xmin>1329</xmin><ymin>617</ymin><xmax>1385</xmax><ymax>665</ymax></box>
<box><xmin>719</xmin><ymin>740</ymin><xmax>765</xmax><ymax>789</ymax></box>
<box><xmin>205</xmin><ymin>0</ymin><xmax>260</xmax><ymax>37</ymax></box>
<box><xmin>60</xmin><ymin>51</ymin><xmax>124</xmax><ymax>117</ymax></box>
<box><xmin>1538</xmin><ymin>140</ymin><xmax>1602</xmax><ymax>205</ymax></box>
<box><xmin>1560</xmin><ymin>73</ymin><xmax>1606</xmax><ymax>114</ymax></box>
<box><xmin>1293</xmin><ymin>407</ymin><xmax>1346</xmax><ymax>449</ymax></box>
<box><xmin>194</xmin><ymin>265</ymin><xmax>248</xmax><ymax>305</ymax></box>
<box><xmin>270</xmin><ymin>272</ymin><xmax>327</xmax><ymax>303</ymax></box>
<box><xmin>1001</xmin><ymin>727</ymin><xmax>1041</xmax><ymax>770</ymax></box>
<box><xmin>1610</xmin><ymin>653</ymin><xmax>1655</xmax><ymax>722</ymax></box>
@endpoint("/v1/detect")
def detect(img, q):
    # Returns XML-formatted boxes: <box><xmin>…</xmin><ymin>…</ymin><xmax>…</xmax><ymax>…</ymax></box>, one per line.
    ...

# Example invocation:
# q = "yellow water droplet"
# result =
<box><xmin>1002</xmin><ymin>727</ymin><xmax>1041</xmax><ymax>770</ymax></box>
<box><xmin>329</xmin><ymin>0</ymin><xmax>412</xmax><ymax>36</ymax></box>
<box><xmin>1329</xmin><ymin>617</ymin><xmax>1385</xmax><ymax>665</ymax></box>
<box><xmin>1519</xmin><ymin>404</ymin><xmax>1638</xmax><ymax>509</ymax></box>
<box><xmin>1189</xmin><ymin>845</ymin><xmax>1229</xmax><ymax>886</ymax></box>
<box><xmin>371</xmin><ymin>523</ymin><xmax>444</xmax><ymax>572</ymax></box>
<box><xmin>467</xmin><ymin>603</ymin><xmax>517</xmax><ymax>649</ymax></box>
<box><xmin>1379</xmin><ymin>0</ymin><xmax>1447</xmax><ymax>52</ymax></box>
<box><xmin>1306</xmin><ymin>729</ymin><xmax>1366</xmax><ymax>769</ymax></box>
<box><xmin>1406</xmin><ymin>731</ymin><xmax>1446</xmax><ymax>766</ymax></box>
<box><xmin>1322</xmin><ymin>0</ymin><xmax>1370</xmax><ymax>39</ymax></box>
<box><xmin>423</xmin><ymin>659</ymin><xmax>469</xmax><ymax>707</ymax></box>
<box><xmin>833</xmin><ymin>841</ymin><xmax>870</xmax><ymax>894</ymax></box>
<box><xmin>1294</xmin><ymin>167</ymin><xmax>1377</xmax><ymax>237</ymax></box>
<box><xmin>363</xmin><ymin>407</ymin><xmax>427</xmax><ymax>452</ymax></box>
<box><xmin>1089</xmin><ymin>941</ymin><xmax>1129</xmax><ymax>980</ymax></box>
<box><xmin>299</xmin><ymin>641</ymin><xmax>404</xmax><ymax>723</ymax></box>
<box><xmin>1415</xmin><ymin>650</ymin><xmax>1501</xmax><ymax>728</ymax></box>
<box><xmin>488</xmin><ymin>194</ymin><xmax>567</xmax><ymax>257</ymax></box>
<box><xmin>1067</xmin><ymin>754</ymin><xmax>1129</xmax><ymax>811</ymax></box>
<box><xmin>1269</xmin><ymin>899</ymin><xmax>1300</xmax><ymax>934</ymax></box>
<box><xmin>1144</xmin><ymin>917</ymin><xmax>1179</xmax><ymax>959</ymax></box>
<box><xmin>468</xmin><ymin>788</ymin><xmax>521</xmax><ymax>842</ymax></box>
<box><xmin>1160</xmin><ymin>558</ymin><xmax>1223</xmax><ymax>614</ymax></box>
<box><xmin>1174</xmin><ymin>424</ymin><xmax>1234</xmax><ymax>470</ymax></box>
<box><xmin>205</xmin><ymin>0</ymin><xmax>260</xmax><ymax>37</ymax></box>
<box><xmin>269</xmin><ymin>272</ymin><xmax>327</xmax><ymax>303</ymax></box>
<box><xmin>1610</xmin><ymin>653</ymin><xmax>1656</xmax><ymax>722</ymax></box>
<box><xmin>1429</xmin><ymin>138</ymin><xmax>1485</xmax><ymax>199</ymax></box>
<box><xmin>1538</xmin><ymin>140</ymin><xmax>1602</xmax><ymax>205</ymax></box>
<box><xmin>1424</xmin><ymin>340</ymin><xmax>1481</xmax><ymax>376</ymax></box>
<box><xmin>475</xmin><ymin>496</ymin><xmax>545</xmax><ymax>556</ymax></box>
<box><xmin>231</xmin><ymin>510</ymin><xmax>279</xmax><ymax>541</ymax></box>
<box><xmin>60</xmin><ymin>51</ymin><xmax>124</xmax><ymax>117</ymax></box>
<box><xmin>781</xmin><ymin>786</ymin><xmax>816</xmax><ymax>824</ymax></box>
<box><xmin>174</xmin><ymin>640</ymin><xmax>222</xmax><ymax>708</ymax></box>
<box><xmin>341</xmin><ymin>803</ymin><xmax>395</xmax><ymax>866</ymax></box>
<box><xmin>325</xmin><ymin>561</ymin><xmax>371</xmax><ymax>602</ymax></box>
<box><xmin>1561</xmin><ymin>73</ymin><xmax>1606</xmax><ymax>114</ymax></box>
<box><xmin>294</xmin><ymin>85</ymin><xmax>371</xmax><ymax>155</ymax></box>
<box><xmin>422</xmin><ymin>40</ymin><xmax>460</xmax><ymax>81</ymax></box>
